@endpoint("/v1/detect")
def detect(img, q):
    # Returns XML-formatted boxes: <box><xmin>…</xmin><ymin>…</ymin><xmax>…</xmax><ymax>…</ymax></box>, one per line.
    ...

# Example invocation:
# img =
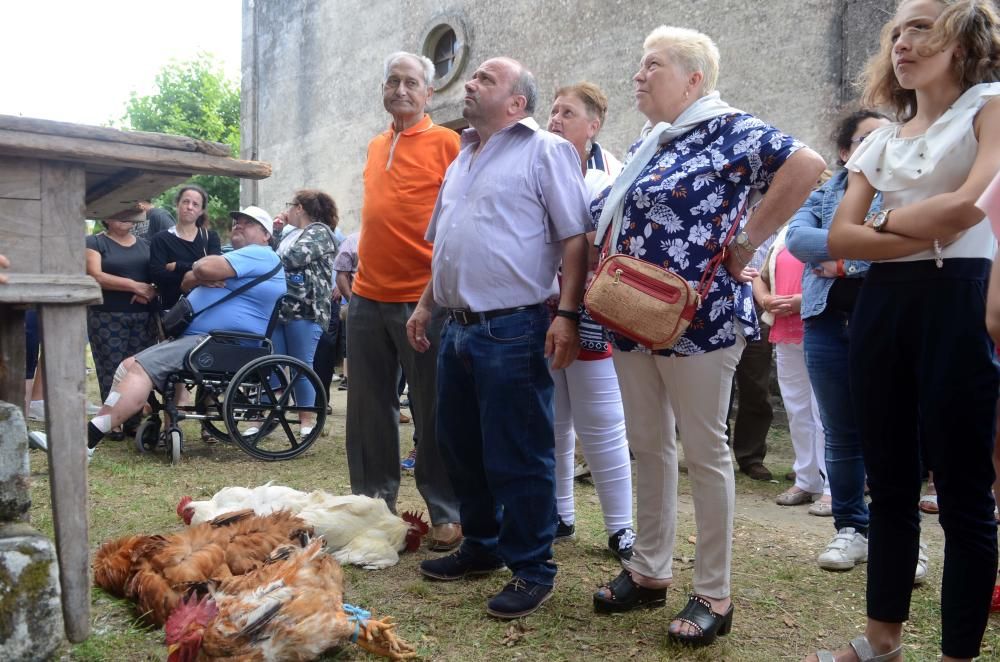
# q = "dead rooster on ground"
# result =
<box><xmin>165</xmin><ymin>538</ymin><xmax>416</xmax><ymax>661</ymax></box>
<box><xmin>176</xmin><ymin>484</ymin><xmax>429</xmax><ymax>569</ymax></box>
<box><xmin>93</xmin><ymin>509</ymin><xmax>312</xmax><ymax>626</ymax></box>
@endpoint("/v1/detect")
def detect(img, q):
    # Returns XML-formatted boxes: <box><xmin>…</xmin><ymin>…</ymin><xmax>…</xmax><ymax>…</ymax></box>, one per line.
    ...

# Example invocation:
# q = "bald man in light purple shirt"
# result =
<box><xmin>406</xmin><ymin>57</ymin><xmax>589</xmax><ymax>620</ymax></box>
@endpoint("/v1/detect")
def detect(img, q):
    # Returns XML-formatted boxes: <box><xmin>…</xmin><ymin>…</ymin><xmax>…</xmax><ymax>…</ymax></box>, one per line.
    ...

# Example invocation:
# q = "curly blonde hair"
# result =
<box><xmin>861</xmin><ymin>0</ymin><xmax>1000</xmax><ymax>120</ymax></box>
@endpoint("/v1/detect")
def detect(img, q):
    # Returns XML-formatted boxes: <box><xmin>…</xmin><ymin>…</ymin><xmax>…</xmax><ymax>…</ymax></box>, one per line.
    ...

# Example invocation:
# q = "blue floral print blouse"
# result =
<box><xmin>591</xmin><ymin>112</ymin><xmax>802</xmax><ymax>356</ymax></box>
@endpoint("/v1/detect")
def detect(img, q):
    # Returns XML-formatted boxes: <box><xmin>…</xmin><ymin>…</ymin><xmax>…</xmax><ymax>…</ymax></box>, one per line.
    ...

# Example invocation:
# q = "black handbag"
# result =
<box><xmin>161</xmin><ymin>297</ymin><xmax>196</xmax><ymax>338</ymax></box>
<box><xmin>160</xmin><ymin>262</ymin><xmax>282</xmax><ymax>338</ymax></box>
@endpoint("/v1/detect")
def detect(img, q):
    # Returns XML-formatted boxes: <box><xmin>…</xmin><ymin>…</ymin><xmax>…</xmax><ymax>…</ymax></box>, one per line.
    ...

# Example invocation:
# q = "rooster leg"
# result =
<box><xmin>354</xmin><ymin>616</ymin><xmax>417</xmax><ymax>660</ymax></box>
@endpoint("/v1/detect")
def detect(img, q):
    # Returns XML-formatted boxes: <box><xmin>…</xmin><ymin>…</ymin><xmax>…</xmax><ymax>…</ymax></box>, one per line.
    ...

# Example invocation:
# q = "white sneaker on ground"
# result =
<box><xmin>913</xmin><ymin>542</ymin><xmax>929</xmax><ymax>585</ymax></box>
<box><xmin>301</xmin><ymin>426</ymin><xmax>313</xmax><ymax>438</ymax></box>
<box><xmin>28</xmin><ymin>400</ymin><xmax>45</xmax><ymax>421</ymax></box>
<box><xmin>242</xmin><ymin>426</ymin><xmax>260</xmax><ymax>437</ymax></box>
<box><xmin>27</xmin><ymin>431</ymin><xmax>48</xmax><ymax>451</ymax></box>
<box><xmin>818</xmin><ymin>527</ymin><xmax>869</xmax><ymax>570</ymax></box>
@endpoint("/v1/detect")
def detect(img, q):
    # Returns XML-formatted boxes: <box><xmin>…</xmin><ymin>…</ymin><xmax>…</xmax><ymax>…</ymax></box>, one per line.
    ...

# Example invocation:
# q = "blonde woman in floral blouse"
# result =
<box><xmin>273</xmin><ymin>189</ymin><xmax>340</xmax><ymax>436</ymax></box>
<box><xmin>589</xmin><ymin>25</ymin><xmax>824</xmax><ymax>648</ymax></box>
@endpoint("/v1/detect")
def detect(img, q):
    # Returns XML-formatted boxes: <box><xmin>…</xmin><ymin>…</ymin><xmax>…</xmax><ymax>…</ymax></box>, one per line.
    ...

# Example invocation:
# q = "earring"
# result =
<box><xmin>684</xmin><ymin>90</ymin><xmax>690</xmax><ymax>99</ymax></box>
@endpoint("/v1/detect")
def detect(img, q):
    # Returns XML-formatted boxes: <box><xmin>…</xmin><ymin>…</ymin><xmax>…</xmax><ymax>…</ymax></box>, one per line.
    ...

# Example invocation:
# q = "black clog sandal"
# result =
<box><xmin>667</xmin><ymin>594</ymin><xmax>733</xmax><ymax>647</ymax></box>
<box><xmin>593</xmin><ymin>569</ymin><xmax>667</xmax><ymax>613</ymax></box>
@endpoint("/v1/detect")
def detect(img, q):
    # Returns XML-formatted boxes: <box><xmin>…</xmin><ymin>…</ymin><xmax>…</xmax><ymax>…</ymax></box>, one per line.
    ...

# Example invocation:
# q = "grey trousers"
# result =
<box><xmin>345</xmin><ymin>294</ymin><xmax>459</xmax><ymax>524</ymax></box>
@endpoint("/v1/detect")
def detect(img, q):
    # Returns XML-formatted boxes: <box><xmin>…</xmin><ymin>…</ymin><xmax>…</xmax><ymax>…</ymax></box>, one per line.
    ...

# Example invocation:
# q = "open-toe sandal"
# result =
<box><xmin>666</xmin><ymin>594</ymin><xmax>733</xmax><ymax>647</ymax></box>
<box><xmin>815</xmin><ymin>635</ymin><xmax>902</xmax><ymax>661</ymax></box>
<box><xmin>593</xmin><ymin>569</ymin><xmax>667</xmax><ymax>613</ymax></box>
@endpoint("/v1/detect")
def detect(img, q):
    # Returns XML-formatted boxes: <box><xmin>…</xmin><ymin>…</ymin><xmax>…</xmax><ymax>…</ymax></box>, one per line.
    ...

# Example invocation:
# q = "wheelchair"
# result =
<box><xmin>133</xmin><ymin>326</ymin><xmax>327</xmax><ymax>465</ymax></box>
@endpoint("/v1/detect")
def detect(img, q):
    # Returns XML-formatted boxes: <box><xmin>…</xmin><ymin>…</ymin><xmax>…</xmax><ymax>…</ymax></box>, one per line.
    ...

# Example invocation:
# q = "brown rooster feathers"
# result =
<box><xmin>93</xmin><ymin>509</ymin><xmax>312</xmax><ymax>626</ymax></box>
<box><xmin>165</xmin><ymin>539</ymin><xmax>416</xmax><ymax>661</ymax></box>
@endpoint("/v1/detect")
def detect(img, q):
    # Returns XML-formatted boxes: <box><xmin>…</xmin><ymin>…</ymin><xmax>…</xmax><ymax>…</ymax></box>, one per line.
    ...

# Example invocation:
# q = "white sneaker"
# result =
<box><xmin>301</xmin><ymin>426</ymin><xmax>313</xmax><ymax>438</ymax></box>
<box><xmin>914</xmin><ymin>542</ymin><xmax>929</xmax><ymax>585</ymax></box>
<box><xmin>27</xmin><ymin>431</ymin><xmax>48</xmax><ymax>451</ymax></box>
<box><xmin>242</xmin><ymin>426</ymin><xmax>260</xmax><ymax>437</ymax></box>
<box><xmin>28</xmin><ymin>400</ymin><xmax>45</xmax><ymax>421</ymax></box>
<box><xmin>330</xmin><ymin>374</ymin><xmax>342</xmax><ymax>383</ymax></box>
<box><xmin>28</xmin><ymin>431</ymin><xmax>94</xmax><ymax>463</ymax></box>
<box><xmin>818</xmin><ymin>527</ymin><xmax>869</xmax><ymax>570</ymax></box>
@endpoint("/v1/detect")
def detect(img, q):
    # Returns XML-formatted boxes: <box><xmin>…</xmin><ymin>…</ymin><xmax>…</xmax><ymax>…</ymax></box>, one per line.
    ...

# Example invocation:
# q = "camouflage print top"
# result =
<box><xmin>277</xmin><ymin>222</ymin><xmax>340</xmax><ymax>328</ymax></box>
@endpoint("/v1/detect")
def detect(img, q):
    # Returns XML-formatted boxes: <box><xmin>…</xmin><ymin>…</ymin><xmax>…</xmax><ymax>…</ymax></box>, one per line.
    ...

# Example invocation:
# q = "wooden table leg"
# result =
<box><xmin>39</xmin><ymin>304</ymin><xmax>90</xmax><ymax>643</ymax></box>
<box><xmin>0</xmin><ymin>306</ymin><xmax>26</xmax><ymax>415</ymax></box>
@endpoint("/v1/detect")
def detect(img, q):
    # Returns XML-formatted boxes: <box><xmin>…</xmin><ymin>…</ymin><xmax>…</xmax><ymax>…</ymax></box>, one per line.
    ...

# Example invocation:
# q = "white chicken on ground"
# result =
<box><xmin>176</xmin><ymin>484</ymin><xmax>428</xmax><ymax>570</ymax></box>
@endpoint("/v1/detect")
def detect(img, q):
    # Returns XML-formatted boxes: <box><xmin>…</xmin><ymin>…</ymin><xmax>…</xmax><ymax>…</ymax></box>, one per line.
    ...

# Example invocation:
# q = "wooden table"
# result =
<box><xmin>0</xmin><ymin>115</ymin><xmax>269</xmax><ymax>642</ymax></box>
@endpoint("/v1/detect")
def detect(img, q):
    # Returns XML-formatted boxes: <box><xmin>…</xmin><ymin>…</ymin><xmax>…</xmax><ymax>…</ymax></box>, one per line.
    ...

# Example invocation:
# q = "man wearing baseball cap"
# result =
<box><xmin>71</xmin><ymin>205</ymin><xmax>286</xmax><ymax>458</ymax></box>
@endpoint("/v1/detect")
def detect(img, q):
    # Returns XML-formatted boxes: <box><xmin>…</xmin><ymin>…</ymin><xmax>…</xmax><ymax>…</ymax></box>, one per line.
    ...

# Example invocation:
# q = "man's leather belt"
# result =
<box><xmin>447</xmin><ymin>305</ymin><xmax>541</xmax><ymax>326</ymax></box>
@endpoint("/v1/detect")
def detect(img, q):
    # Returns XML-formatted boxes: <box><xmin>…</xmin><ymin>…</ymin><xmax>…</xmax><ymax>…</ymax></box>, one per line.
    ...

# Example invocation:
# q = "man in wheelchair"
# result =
<box><xmin>80</xmin><ymin>206</ymin><xmax>286</xmax><ymax>457</ymax></box>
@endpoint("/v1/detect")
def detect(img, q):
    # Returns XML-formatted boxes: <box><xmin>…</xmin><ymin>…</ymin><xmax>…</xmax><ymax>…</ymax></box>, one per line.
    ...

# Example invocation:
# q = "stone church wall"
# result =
<box><xmin>241</xmin><ymin>0</ymin><xmax>894</xmax><ymax>230</ymax></box>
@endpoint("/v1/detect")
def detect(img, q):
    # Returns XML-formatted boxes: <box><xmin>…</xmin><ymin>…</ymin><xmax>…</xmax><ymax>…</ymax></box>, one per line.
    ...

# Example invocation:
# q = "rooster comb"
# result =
<box><xmin>400</xmin><ymin>510</ymin><xmax>429</xmax><ymax>534</ymax></box>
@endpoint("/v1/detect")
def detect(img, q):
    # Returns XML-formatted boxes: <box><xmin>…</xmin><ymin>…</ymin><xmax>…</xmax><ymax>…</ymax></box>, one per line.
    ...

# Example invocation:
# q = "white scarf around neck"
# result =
<box><xmin>594</xmin><ymin>91</ymin><xmax>742</xmax><ymax>249</ymax></box>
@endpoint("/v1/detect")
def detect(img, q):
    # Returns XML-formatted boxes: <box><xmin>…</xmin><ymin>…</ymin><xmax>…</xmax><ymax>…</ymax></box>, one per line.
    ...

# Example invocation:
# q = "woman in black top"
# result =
<box><xmin>85</xmin><ymin>211</ymin><xmax>159</xmax><ymax>416</ymax></box>
<box><xmin>149</xmin><ymin>184</ymin><xmax>222</xmax><ymax>309</ymax></box>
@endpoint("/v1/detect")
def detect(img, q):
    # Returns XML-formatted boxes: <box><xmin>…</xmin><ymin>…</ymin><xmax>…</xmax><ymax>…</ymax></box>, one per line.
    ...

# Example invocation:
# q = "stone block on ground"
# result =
<box><xmin>0</xmin><ymin>523</ymin><xmax>63</xmax><ymax>661</ymax></box>
<box><xmin>0</xmin><ymin>402</ymin><xmax>30</xmax><ymax>522</ymax></box>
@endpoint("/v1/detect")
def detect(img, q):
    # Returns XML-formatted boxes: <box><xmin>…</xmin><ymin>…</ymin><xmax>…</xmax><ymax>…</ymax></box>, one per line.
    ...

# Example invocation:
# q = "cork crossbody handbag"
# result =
<box><xmin>584</xmin><ymin>202</ymin><xmax>745</xmax><ymax>351</ymax></box>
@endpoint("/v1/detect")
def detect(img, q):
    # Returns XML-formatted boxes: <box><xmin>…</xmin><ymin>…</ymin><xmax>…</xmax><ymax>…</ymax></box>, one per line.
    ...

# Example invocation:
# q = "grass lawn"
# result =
<box><xmin>24</xmin><ymin>376</ymin><xmax>999</xmax><ymax>661</ymax></box>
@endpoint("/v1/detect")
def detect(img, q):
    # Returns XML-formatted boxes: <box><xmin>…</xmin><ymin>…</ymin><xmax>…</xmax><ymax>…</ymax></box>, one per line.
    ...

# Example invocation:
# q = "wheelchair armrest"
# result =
<box><xmin>207</xmin><ymin>330</ymin><xmax>271</xmax><ymax>347</ymax></box>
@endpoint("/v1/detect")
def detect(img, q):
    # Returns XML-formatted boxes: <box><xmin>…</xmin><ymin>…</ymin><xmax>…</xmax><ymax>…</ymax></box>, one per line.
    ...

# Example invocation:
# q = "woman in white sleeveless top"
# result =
<box><xmin>805</xmin><ymin>1</ymin><xmax>1000</xmax><ymax>661</ymax></box>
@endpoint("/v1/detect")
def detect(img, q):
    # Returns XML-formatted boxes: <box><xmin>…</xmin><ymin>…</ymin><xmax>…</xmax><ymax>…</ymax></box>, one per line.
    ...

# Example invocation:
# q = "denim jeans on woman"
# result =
<box><xmin>436</xmin><ymin>305</ymin><xmax>557</xmax><ymax>586</ymax></box>
<box><xmin>803</xmin><ymin>310</ymin><xmax>869</xmax><ymax>535</ymax></box>
<box><xmin>272</xmin><ymin>318</ymin><xmax>323</xmax><ymax>408</ymax></box>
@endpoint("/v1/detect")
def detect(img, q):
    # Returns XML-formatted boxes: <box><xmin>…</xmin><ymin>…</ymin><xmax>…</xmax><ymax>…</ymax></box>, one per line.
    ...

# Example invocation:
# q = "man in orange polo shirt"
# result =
<box><xmin>346</xmin><ymin>51</ymin><xmax>462</xmax><ymax>550</ymax></box>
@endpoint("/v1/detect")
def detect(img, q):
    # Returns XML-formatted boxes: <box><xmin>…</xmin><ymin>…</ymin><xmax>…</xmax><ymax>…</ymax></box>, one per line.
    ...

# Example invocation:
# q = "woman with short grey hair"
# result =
<box><xmin>590</xmin><ymin>25</ymin><xmax>824</xmax><ymax>648</ymax></box>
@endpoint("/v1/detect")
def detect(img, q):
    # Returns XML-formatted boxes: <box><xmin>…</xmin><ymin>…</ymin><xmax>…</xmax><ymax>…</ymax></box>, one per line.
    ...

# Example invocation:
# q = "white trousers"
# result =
<box><xmin>612</xmin><ymin>338</ymin><xmax>743</xmax><ymax>599</ymax></box>
<box><xmin>775</xmin><ymin>342</ymin><xmax>828</xmax><ymax>495</ymax></box>
<box><xmin>552</xmin><ymin>357</ymin><xmax>633</xmax><ymax>533</ymax></box>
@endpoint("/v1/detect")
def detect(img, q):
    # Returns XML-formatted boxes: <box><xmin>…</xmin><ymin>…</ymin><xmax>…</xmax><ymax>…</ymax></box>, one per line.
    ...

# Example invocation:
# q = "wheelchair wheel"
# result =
<box><xmin>224</xmin><ymin>355</ymin><xmax>326</xmax><ymax>461</ymax></box>
<box><xmin>134</xmin><ymin>416</ymin><xmax>161</xmax><ymax>454</ymax></box>
<box><xmin>169</xmin><ymin>429</ymin><xmax>182</xmax><ymax>465</ymax></box>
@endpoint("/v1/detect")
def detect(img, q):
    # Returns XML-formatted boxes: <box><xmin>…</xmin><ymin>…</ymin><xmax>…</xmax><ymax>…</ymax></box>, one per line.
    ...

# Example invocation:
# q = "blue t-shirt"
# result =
<box><xmin>184</xmin><ymin>244</ymin><xmax>286</xmax><ymax>337</ymax></box>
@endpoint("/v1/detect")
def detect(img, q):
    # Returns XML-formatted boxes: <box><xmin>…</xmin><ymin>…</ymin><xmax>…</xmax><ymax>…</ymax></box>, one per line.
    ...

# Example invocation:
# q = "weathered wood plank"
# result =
<box><xmin>85</xmin><ymin>170</ymin><xmax>191</xmax><ymax>220</ymax></box>
<box><xmin>38</xmin><ymin>304</ymin><xmax>90</xmax><ymax>643</ymax></box>
<box><xmin>0</xmin><ymin>129</ymin><xmax>271</xmax><ymax>179</ymax></box>
<box><xmin>40</xmin><ymin>163</ymin><xmax>86</xmax><ymax>277</ymax></box>
<box><xmin>0</xmin><ymin>198</ymin><xmax>42</xmax><ymax>273</ymax></box>
<box><xmin>0</xmin><ymin>307</ymin><xmax>26</xmax><ymax>416</ymax></box>
<box><xmin>0</xmin><ymin>156</ymin><xmax>41</xmax><ymax>199</ymax></box>
<box><xmin>0</xmin><ymin>114</ymin><xmax>232</xmax><ymax>157</ymax></box>
<box><xmin>0</xmin><ymin>274</ymin><xmax>102</xmax><ymax>305</ymax></box>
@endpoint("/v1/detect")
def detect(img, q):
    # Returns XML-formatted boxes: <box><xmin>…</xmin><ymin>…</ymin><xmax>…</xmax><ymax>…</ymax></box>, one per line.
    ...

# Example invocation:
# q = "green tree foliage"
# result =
<box><xmin>120</xmin><ymin>54</ymin><xmax>240</xmax><ymax>238</ymax></box>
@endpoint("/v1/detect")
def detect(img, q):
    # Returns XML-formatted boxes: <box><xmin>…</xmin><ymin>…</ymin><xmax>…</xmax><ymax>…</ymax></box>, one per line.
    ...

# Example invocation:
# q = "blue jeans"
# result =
<box><xmin>436</xmin><ymin>306</ymin><xmax>557</xmax><ymax>585</ymax></box>
<box><xmin>272</xmin><ymin>319</ymin><xmax>323</xmax><ymax>408</ymax></box>
<box><xmin>803</xmin><ymin>309</ymin><xmax>869</xmax><ymax>535</ymax></box>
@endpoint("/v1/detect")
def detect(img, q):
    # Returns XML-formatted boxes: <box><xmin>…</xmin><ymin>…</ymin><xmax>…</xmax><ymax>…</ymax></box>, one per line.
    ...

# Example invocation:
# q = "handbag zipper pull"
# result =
<box><xmin>613</xmin><ymin>269</ymin><xmax>622</xmax><ymax>285</ymax></box>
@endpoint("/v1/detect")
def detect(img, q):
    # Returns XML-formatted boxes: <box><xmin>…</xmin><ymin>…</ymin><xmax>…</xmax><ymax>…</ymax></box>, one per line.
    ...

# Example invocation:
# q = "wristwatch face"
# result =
<box><xmin>736</xmin><ymin>231</ymin><xmax>752</xmax><ymax>249</ymax></box>
<box><xmin>872</xmin><ymin>211</ymin><xmax>888</xmax><ymax>230</ymax></box>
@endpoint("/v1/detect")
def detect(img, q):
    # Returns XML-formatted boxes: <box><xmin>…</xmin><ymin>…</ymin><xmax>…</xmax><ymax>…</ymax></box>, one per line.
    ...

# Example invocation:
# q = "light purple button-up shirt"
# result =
<box><xmin>426</xmin><ymin>117</ymin><xmax>590</xmax><ymax>311</ymax></box>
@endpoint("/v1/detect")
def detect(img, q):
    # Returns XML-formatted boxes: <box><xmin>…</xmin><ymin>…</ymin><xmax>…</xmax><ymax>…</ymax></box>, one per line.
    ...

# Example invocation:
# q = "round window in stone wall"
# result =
<box><xmin>421</xmin><ymin>17</ymin><xmax>469</xmax><ymax>91</ymax></box>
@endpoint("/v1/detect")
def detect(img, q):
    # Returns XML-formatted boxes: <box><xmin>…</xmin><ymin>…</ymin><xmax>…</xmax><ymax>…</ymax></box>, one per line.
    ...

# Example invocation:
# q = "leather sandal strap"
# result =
<box><xmin>849</xmin><ymin>636</ymin><xmax>902</xmax><ymax>661</ymax></box>
<box><xmin>671</xmin><ymin>594</ymin><xmax>719</xmax><ymax>635</ymax></box>
<box><xmin>672</xmin><ymin>616</ymin><xmax>704</xmax><ymax>636</ymax></box>
<box><xmin>606</xmin><ymin>569</ymin><xmax>637</xmax><ymax>600</ymax></box>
